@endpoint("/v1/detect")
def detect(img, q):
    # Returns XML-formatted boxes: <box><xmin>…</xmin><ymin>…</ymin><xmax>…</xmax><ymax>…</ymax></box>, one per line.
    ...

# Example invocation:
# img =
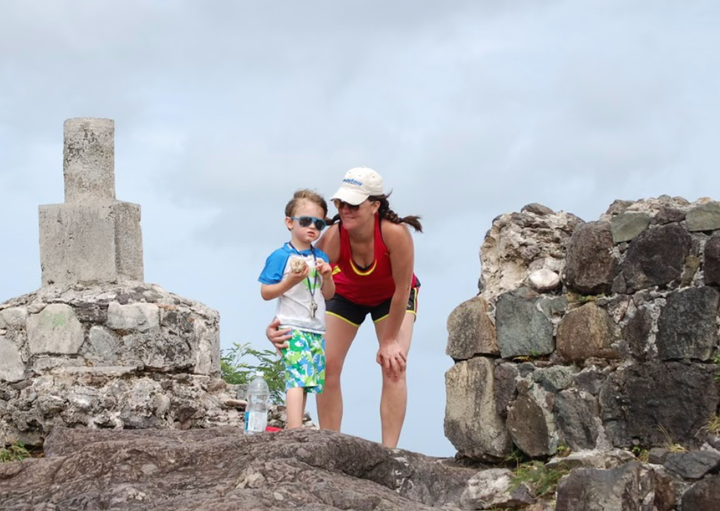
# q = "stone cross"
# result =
<box><xmin>38</xmin><ymin>118</ymin><xmax>144</xmax><ymax>287</ymax></box>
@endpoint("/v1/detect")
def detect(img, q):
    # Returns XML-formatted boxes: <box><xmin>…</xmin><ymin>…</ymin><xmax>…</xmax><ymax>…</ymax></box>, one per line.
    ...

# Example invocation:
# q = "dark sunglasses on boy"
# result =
<box><xmin>291</xmin><ymin>216</ymin><xmax>327</xmax><ymax>231</ymax></box>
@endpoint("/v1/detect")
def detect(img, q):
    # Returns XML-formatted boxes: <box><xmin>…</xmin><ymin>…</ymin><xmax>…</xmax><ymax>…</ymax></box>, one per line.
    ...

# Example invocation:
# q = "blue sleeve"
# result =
<box><xmin>315</xmin><ymin>248</ymin><xmax>330</xmax><ymax>264</ymax></box>
<box><xmin>258</xmin><ymin>249</ymin><xmax>290</xmax><ymax>284</ymax></box>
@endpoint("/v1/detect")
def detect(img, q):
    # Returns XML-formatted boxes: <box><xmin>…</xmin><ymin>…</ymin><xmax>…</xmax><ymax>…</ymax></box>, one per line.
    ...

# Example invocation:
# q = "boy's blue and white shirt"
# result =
<box><xmin>258</xmin><ymin>243</ymin><xmax>330</xmax><ymax>334</ymax></box>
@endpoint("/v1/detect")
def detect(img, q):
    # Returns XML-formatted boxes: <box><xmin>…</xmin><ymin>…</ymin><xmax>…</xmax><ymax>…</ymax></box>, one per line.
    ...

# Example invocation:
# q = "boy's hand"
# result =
<box><xmin>286</xmin><ymin>263</ymin><xmax>309</xmax><ymax>286</ymax></box>
<box><xmin>316</xmin><ymin>261</ymin><xmax>333</xmax><ymax>279</ymax></box>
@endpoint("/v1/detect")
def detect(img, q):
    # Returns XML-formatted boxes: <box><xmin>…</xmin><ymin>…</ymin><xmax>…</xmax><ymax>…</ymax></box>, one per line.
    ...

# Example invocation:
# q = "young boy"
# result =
<box><xmin>258</xmin><ymin>189</ymin><xmax>335</xmax><ymax>429</ymax></box>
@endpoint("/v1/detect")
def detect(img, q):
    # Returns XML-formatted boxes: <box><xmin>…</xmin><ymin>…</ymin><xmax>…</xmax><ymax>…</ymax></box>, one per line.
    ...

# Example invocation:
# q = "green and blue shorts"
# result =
<box><xmin>281</xmin><ymin>329</ymin><xmax>325</xmax><ymax>394</ymax></box>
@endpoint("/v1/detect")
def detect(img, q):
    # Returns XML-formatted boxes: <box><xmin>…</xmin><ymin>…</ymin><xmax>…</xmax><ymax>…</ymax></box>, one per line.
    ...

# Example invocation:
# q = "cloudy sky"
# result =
<box><xmin>1</xmin><ymin>1</ymin><xmax>719</xmax><ymax>456</ymax></box>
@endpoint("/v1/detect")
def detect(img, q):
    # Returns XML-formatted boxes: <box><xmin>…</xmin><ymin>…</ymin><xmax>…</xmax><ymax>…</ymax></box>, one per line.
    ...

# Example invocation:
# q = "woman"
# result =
<box><xmin>267</xmin><ymin>167</ymin><xmax>422</xmax><ymax>448</ymax></box>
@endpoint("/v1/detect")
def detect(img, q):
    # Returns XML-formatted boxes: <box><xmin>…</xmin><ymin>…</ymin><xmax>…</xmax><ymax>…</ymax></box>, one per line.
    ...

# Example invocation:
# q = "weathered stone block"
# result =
<box><xmin>82</xmin><ymin>326</ymin><xmax>121</xmax><ymax>366</ymax></box>
<box><xmin>563</xmin><ymin>221</ymin><xmax>617</xmax><ymax>294</ymax></box>
<box><xmin>27</xmin><ymin>304</ymin><xmax>83</xmax><ymax>355</ymax></box>
<box><xmin>494</xmin><ymin>363</ymin><xmax>519</xmax><ymax>419</ymax></box>
<box><xmin>496</xmin><ymin>291</ymin><xmax>554</xmax><ymax>359</ymax></box>
<box><xmin>0</xmin><ymin>336</ymin><xmax>25</xmax><ymax>382</ymax></box>
<box><xmin>39</xmin><ymin>202</ymin><xmax>144</xmax><ymax>287</ymax></box>
<box><xmin>107</xmin><ymin>302</ymin><xmax>159</xmax><ymax>332</ymax></box>
<box><xmin>63</xmin><ymin>118</ymin><xmax>115</xmax><ymax>203</ymax></box>
<box><xmin>446</xmin><ymin>296</ymin><xmax>498</xmax><ymax>360</ymax></box>
<box><xmin>704</xmin><ymin>232</ymin><xmax>720</xmax><ymax>286</ymax></box>
<box><xmin>622</xmin><ymin>306</ymin><xmax>652</xmax><ymax>362</ymax></box>
<box><xmin>555</xmin><ymin>390</ymin><xmax>599</xmax><ymax>450</ymax></box>
<box><xmin>622</xmin><ymin>223</ymin><xmax>691</xmax><ymax>292</ymax></box>
<box><xmin>556</xmin><ymin>302</ymin><xmax>618</xmax><ymax>363</ymax></box>
<box><xmin>528</xmin><ymin>268</ymin><xmax>561</xmax><ymax>292</ymax></box>
<box><xmin>445</xmin><ymin>357</ymin><xmax>511</xmax><ymax>461</ymax></box>
<box><xmin>663</xmin><ymin>451</ymin><xmax>720</xmax><ymax>480</ymax></box>
<box><xmin>555</xmin><ymin>462</ymin><xmax>655</xmax><ymax>511</ymax></box>
<box><xmin>681</xmin><ymin>474</ymin><xmax>720</xmax><ymax>511</ymax></box>
<box><xmin>599</xmin><ymin>362</ymin><xmax>719</xmax><ymax>448</ymax></box>
<box><xmin>0</xmin><ymin>307</ymin><xmax>28</xmax><ymax>328</ymax></box>
<box><xmin>460</xmin><ymin>468</ymin><xmax>534</xmax><ymax>510</ymax></box>
<box><xmin>686</xmin><ymin>201</ymin><xmax>720</xmax><ymax>231</ymax></box>
<box><xmin>611</xmin><ymin>212</ymin><xmax>651</xmax><ymax>243</ymax></box>
<box><xmin>507</xmin><ymin>388</ymin><xmax>552</xmax><ymax>457</ymax></box>
<box><xmin>656</xmin><ymin>287</ymin><xmax>719</xmax><ymax>361</ymax></box>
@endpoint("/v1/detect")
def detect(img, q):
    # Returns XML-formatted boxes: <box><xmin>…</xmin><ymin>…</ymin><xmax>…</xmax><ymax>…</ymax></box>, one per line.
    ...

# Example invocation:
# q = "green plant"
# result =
<box><xmin>509</xmin><ymin>461</ymin><xmax>568</xmax><ymax>499</ymax></box>
<box><xmin>705</xmin><ymin>415</ymin><xmax>720</xmax><ymax>436</ymax></box>
<box><xmin>503</xmin><ymin>446</ymin><xmax>528</xmax><ymax>468</ymax></box>
<box><xmin>0</xmin><ymin>442</ymin><xmax>31</xmax><ymax>463</ymax></box>
<box><xmin>714</xmin><ymin>353</ymin><xmax>720</xmax><ymax>383</ymax></box>
<box><xmin>631</xmin><ymin>446</ymin><xmax>650</xmax><ymax>463</ymax></box>
<box><xmin>221</xmin><ymin>342</ymin><xmax>285</xmax><ymax>404</ymax></box>
<box><xmin>656</xmin><ymin>424</ymin><xmax>688</xmax><ymax>453</ymax></box>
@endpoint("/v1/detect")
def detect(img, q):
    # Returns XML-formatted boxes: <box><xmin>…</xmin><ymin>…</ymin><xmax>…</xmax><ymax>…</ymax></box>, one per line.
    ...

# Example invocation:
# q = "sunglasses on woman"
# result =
<box><xmin>333</xmin><ymin>199</ymin><xmax>362</xmax><ymax>211</ymax></box>
<box><xmin>291</xmin><ymin>216</ymin><xmax>327</xmax><ymax>231</ymax></box>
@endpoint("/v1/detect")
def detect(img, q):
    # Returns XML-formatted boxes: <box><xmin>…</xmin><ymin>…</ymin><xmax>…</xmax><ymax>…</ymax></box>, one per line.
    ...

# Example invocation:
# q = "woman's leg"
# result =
<box><xmin>374</xmin><ymin>312</ymin><xmax>415</xmax><ymax>448</ymax></box>
<box><xmin>316</xmin><ymin>314</ymin><xmax>359</xmax><ymax>431</ymax></box>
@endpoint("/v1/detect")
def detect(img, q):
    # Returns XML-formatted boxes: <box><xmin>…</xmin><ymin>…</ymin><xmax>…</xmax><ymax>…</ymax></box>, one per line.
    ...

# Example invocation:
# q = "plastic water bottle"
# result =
<box><xmin>244</xmin><ymin>371</ymin><xmax>269</xmax><ymax>434</ymax></box>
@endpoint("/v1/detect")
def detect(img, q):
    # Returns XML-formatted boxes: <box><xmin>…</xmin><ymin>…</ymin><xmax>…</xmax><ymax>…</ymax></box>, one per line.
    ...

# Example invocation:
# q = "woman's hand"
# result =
<box><xmin>266</xmin><ymin>317</ymin><xmax>292</xmax><ymax>353</ymax></box>
<box><xmin>376</xmin><ymin>340</ymin><xmax>407</xmax><ymax>379</ymax></box>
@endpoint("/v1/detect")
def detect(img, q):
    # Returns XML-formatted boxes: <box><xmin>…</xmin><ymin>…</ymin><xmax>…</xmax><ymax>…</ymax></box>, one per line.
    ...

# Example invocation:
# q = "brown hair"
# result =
<box><xmin>330</xmin><ymin>192</ymin><xmax>423</xmax><ymax>232</ymax></box>
<box><xmin>371</xmin><ymin>193</ymin><xmax>423</xmax><ymax>232</ymax></box>
<box><xmin>285</xmin><ymin>189</ymin><xmax>329</xmax><ymax>219</ymax></box>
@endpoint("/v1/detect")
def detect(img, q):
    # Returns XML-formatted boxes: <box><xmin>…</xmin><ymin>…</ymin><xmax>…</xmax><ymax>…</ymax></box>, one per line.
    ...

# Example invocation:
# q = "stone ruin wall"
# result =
<box><xmin>445</xmin><ymin>197</ymin><xmax>720</xmax><ymax>462</ymax></box>
<box><xmin>0</xmin><ymin>119</ymin><xmax>251</xmax><ymax>446</ymax></box>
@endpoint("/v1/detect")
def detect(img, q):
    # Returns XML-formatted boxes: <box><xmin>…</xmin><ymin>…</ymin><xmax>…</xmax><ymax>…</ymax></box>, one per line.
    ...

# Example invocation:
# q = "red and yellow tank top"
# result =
<box><xmin>332</xmin><ymin>215</ymin><xmax>419</xmax><ymax>307</ymax></box>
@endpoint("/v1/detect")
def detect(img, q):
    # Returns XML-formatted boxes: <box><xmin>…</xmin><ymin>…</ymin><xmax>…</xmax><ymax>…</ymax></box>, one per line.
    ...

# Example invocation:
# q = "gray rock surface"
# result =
<box><xmin>563</xmin><ymin>221</ymin><xmax>617</xmax><ymax>294</ymax></box>
<box><xmin>0</xmin><ymin>427</ymin><xmax>476</xmax><ymax>511</ymax></box>
<box><xmin>600</xmin><ymin>363</ymin><xmax>719</xmax><ymax>448</ymax></box>
<box><xmin>556</xmin><ymin>302</ymin><xmax>618</xmax><ymax>363</ymax></box>
<box><xmin>446</xmin><ymin>296</ymin><xmax>498</xmax><ymax>360</ymax></box>
<box><xmin>611</xmin><ymin>212</ymin><xmax>651</xmax><ymax>243</ymax></box>
<box><xmin>460</xmin><ymin>468</ymin><xmax>534</xmax><ymax>509</ymax></box>
<box><xmin>622</xmin><ymin>223</ymin><xmax>691</xmax><ymax>292</ymax></box>
<box><xmin>555</xmin><ymin>461</ymin><xmax>657</xmax><ymax>511</ymax></box>
<box><xmin>445</xmin><ymin>357</ymin><xmax>511</xmax><ymax>461</ymax></box>
<box><xmin>680</xmin><ymin>473</ymin><xmax>720</xmax><ymax>511</ymax></box>
<box><xmin>663</xmin><ymin>450</ymin><xmax>720</xmax><ymax>479</ymax></box>
<box><xmin>656</xmin><ymin>287</ymin><xmax>719</xmax><ymax>361</ymax></box>
<box><xmin>496</xmin><ymin>290</ymin><xmax>554</xmax><ymax>359</ymax></box>
<box><xmin>704</xmin><ymin>232</ymin><xmax>720</xmax><ymax>285</ymax></box>
<box><xmin>686</xmin><ymin>201</ymin><xmax>720</xmax><ymax>231</ymax></box>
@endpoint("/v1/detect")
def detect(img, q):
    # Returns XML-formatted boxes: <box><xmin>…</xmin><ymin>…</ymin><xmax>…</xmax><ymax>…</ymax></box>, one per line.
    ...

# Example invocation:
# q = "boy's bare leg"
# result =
<box><xmin>374</xmin><ymin>313</ymin><xmax>415</xmax><ymax>448</ymax></box>
<box><xmin>316</xmin><ymin>315</ymin><xmax>358</xmax><ymax>431</ymax></box>
<box><xmin>286</xmin><ymin>387</ymin><xmax>305</xmax><ymax>429</ymax></box>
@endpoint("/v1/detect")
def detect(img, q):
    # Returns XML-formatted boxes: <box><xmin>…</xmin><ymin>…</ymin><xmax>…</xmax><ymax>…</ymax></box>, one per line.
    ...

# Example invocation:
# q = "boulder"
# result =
<box><xmin>446</xmin><ymin>296</ymin><xmax>498</xmax><ymax>360</ymax></box>
<box><xmin>445</xmin><ymin>357</ymin><xmax>512</xmax><ymax>461</ymax></box>
<box><xmin>656</xmin><ymin>287</ymin><xmax>719</xmax><ymax>361</ymax></box>
<box><xmin>599</xmin><ymin>363</ymin><xmax>719</xmax><ymax>448</ymax></box>
<box><xmin>556</xmin><ymin>302</ymin><xmax>618</xmax><ymax>363</ymax></box>
<box><xmin>621</xmin><ymin>224</ymin><xmax>691</xmax><ymax>292</ymax></box>
<box><xmin>0</xmin><ymin>427</ymin><xmax>477</xmax><ymax>511</ymax></box>
<box><xmin>563</xmin><ymin>222</ymin><xmax>617</xmax><ymax>295</ymax></box>
<box><xmin>496</xmin><ymin>290</ymin><xmax>554</xmax><ymax>359</ymax></box>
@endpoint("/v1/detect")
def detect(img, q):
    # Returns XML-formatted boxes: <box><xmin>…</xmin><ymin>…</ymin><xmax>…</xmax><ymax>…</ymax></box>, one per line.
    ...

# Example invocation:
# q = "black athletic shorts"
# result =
<box><xmin>325</xmin><ymin>286</ymin><xmax>419</xmax><ymax>327</ymax></box>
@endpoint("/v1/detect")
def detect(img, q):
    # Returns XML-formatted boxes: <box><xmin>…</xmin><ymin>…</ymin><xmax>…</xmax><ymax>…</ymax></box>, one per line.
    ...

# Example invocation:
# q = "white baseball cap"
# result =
<box><xmin>331</xmin><ymin>167</ymin><xmax>385</xmax><ymax>205</ymax></box>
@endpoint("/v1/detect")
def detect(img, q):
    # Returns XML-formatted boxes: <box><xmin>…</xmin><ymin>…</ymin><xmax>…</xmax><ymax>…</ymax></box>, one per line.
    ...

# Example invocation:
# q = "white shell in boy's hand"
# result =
<box><xmin>289</xmin><ymin>255</ymin><xmax>307</xmax><ymax>274</ymax></box>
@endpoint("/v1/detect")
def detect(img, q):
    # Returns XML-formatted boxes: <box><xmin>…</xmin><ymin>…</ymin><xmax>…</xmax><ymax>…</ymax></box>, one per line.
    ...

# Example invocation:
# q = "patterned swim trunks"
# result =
<box><xmin>281</xmin><ymin>329</ymin><xmax>325</xmax><ymax>394</ymax></box>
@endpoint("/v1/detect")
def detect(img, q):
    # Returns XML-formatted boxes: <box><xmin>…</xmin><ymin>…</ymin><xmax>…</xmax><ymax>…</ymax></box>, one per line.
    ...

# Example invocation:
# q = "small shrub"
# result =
<box><xmin>221</xmin><ymin>342</ymin><xmax>285</xmax><ymax>404</ymax></box>
<box><xmin>0</xmin><ymin>442</ymin><xmax>31</xmax><ymax>463</ymax></box>
<box><xmin>510</xmin><ymin>461</ymin><xmax>568</xmax><ymax>499</ymax></box>
<box><xmin>704</xmin><ymin>415</ymin><xmax>720</xmax><ymax>436</ymax></box>
<box><xmin>631</xmin><ymin>446</ymin><xmax>650</xmax><ymax>463</ymax></box>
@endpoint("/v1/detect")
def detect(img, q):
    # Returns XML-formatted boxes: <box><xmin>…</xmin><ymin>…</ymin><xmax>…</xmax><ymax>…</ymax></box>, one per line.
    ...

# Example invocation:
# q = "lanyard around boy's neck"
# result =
<box><xmin>288</xmin><ymin>242</ymin><xmax>319</xmax><ymax>317</ymax></box>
